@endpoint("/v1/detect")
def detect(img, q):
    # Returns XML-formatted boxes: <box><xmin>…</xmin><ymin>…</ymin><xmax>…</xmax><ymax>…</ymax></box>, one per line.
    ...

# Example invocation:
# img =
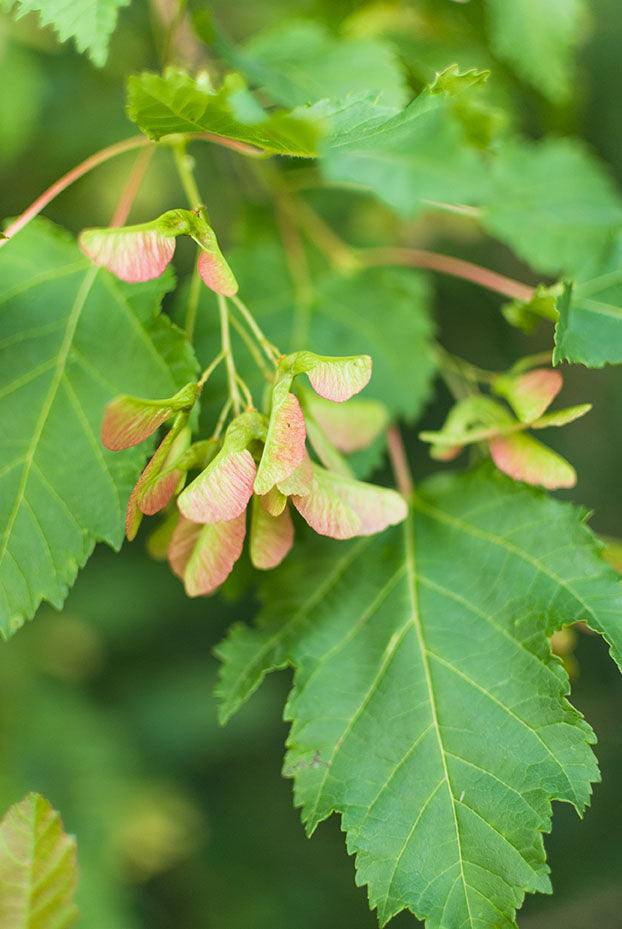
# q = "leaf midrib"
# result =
<box><xmin>402</xmin><ymin>508</ymin><xmax>473</xmax><ymax>925</ymax></box>
<box><xmin>0</xmin><ymin>266</ymin><xmax>98</xmax><ymax>582</ymax></box>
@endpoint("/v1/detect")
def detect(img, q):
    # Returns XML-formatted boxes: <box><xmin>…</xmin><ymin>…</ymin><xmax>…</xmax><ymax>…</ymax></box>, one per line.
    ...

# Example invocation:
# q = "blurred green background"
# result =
<box><xmin>1</xmin><ymin>0</ymin><xmax>621</xmax><ymax>926</ymax></box>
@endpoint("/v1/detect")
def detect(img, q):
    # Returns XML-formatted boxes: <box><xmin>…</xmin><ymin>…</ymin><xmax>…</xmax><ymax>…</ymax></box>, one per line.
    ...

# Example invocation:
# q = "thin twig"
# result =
<box><xmin>2</xmin><ymin>136</ymin><xmax>153</xmax><ymax>244</ymax></box>
<box><xmin>110</xmin><ymin>146</ymin><xmax>155</xmax><ymax>228</ymax></box>
<box><xmin>229</xmin><ymin>312</ymin><xmax>272</xmax><ymax>377</ymax></box>
<box><xmin>212</xmin><ymin>398</ymin><xmax>232</xmax><ymax>440</ymax></box>
<box><xmin>387</xmin><ymin>426</ymin><xmax>414</xmax><ymax>498</ymax></box>
<box><xmin>185</xmin><ymin>259</ymin><xmax>202</xmax><ymax>342</ymax></box>
<box><xmin>229</xmin><ymin>294</ymin><xmax>280</xmax><ymax>363</ymax></box>
<box><xmin>198</xmin><ymin>350</ymin><xmax>225</xmax><ymax>388</ymax></box>
<box><xmin>361</xmin><ymin>247</ymin><xmax>535</xmax><ymax>302</ymax></box>
<box><xmin>218</xmin><ymin>295</ymin><xmax>241</xmax><ymax>415</ymax></box>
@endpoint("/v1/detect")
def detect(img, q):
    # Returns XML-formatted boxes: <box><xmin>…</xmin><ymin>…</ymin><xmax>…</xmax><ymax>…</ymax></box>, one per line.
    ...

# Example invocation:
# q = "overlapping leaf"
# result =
<box><xmin>217</xmin><ymin>468</ymin><xmax>622</xmax><ymax>928</ymax></box>
<box><xmin>0</xmin><ymin>793</ymin><xmax>78</xmax><ymax>929</ymax></box>
<box><xmin>321</xmin><ymin>89</ymin><xmax>492</xmax><ymax>216</ymax></box>
<box><xmin>485</xmin><ymin>0</ymin><xmax>588</xmax><ymax>103</ymax></box>
<box><xmin>1</xmin><ymin>0</ymin><xmax>128</xmax><ymax>66</ymax></box>
<box><xmin>0</xmin><ymin>220</ymin><xmax>196</xmax><ymax>637</ymax></box>
<box><xmin>127</xmin><ymin>68</ymin><xmax>322</xmax><ymax>156</ymax></box>
<box><xmin>221</xmin><ymin>18</ymin><xmax>408</xmax><ymax>108</ymax></box>
<box><xmin>482</xmin><ymin>138</ymin><xmax>622</xmax><ymax>276</ymax></box>
<box><xmin>554</xmin><ymin>233</ymin><xmax>622</xmax><ymax>366</ymax></box>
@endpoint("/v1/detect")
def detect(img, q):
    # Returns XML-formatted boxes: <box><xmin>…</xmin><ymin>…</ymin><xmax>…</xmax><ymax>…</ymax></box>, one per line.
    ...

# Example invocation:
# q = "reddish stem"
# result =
<box><xmin>110</xmin><ymin>147</ymin><xmax>155</xmax><ymax>227</ymax></box>
<box><xmin>1</xmin><ymin>136</ymin><xmax>153</xmax><ymax>245</ymax></box>
<box><xmin>387</xmin><ymin>426</ymin><xmax>414</xmax><ymax>498</ymax></box>
<box><xmin>191</xmin><ymin>132</ymin><xmax>265</xmax><ymax>157</ymax></box>
<box><xmin>362</xmin><ymin>247</ymin><xmax>535</xmax><ymax>302</ymax></box>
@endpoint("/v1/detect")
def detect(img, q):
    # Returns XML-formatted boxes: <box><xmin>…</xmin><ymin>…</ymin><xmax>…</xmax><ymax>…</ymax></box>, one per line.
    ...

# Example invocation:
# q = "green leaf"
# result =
<box><xmin>221</xmin><ymin>19</ymin><xmax>409</xmax><ymax>108</ymax></box>
<box><xmin>126</xmin><ymin>68</ymin><xmax>322</xmax><ymax>157</ymax></box>
<box><xmin>0</xmin><ymin>0</ymin><xmax>128</xmax><ymax>66</ymax></box>
<box><xmin>429</xmin><ymin>63</ymin><xmax>491</xmax><ymax>97</ymax></box>
<box><xmin>217</xmin><ymin>467</ymin><xmax>622</xmax><ymax>928</ymax></box>
<box><xmin>554</xmin><ymin>235</ymin><xmax>622</xmax><ymax>366</ymax></box>
<box><xmin>485</xmin><ymin>0</ymin><xmax>588</xmax><ymax>103</ymax></box>
<box><xmin>0</xmin><ymin>220</ymin><xmax>197</xmax><ymax>637</ymax></box>
<box><xmin>482</xmin><ymin>138</ymin><xmax>622</xmax><ymax>275</ymax></box>
<box><xmin>0</xmin><ymin>792</ymin><xmax>78</xmax><ymax>929</ymax></box>
<box><xmin>320</xmin><ymin>88</ymin><xmax>491</xmax><ymax>216</ymax></box>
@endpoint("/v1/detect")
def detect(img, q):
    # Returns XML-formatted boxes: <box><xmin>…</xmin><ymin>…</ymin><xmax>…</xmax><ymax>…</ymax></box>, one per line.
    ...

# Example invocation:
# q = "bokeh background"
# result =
<box><xmin>1</xmin><ymin>1</ymin><xmax>621</xmax><ymax>926</ymax></box>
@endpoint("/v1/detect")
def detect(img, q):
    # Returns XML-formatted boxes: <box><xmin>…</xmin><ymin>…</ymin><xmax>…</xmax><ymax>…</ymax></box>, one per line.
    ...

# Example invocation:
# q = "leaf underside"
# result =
<box><xmin>217</xmin><ymin>468</ymin><xmax>622</xmax><ymax>929</ymax></box>
<box><xmin>0</xmin><ymin>220</ymin><xmax>196</xmax><ymax>637</ymax></box>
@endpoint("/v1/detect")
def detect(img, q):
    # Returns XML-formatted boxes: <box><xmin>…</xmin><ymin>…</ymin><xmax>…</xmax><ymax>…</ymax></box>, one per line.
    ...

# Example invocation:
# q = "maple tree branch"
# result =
<box><xmin>361</xmin><ymin>248</ymin><xmax>535</xmax><ymax>302</ymax></box>
<box><xmin>1</xmin><ymin>136</ymin><xmax>153</xmax><ymax>244</ymax></box>
<box><xmin>387</xmin><ymin>426</ymin><xmax>414</xmax><ymax>498</ymax></box>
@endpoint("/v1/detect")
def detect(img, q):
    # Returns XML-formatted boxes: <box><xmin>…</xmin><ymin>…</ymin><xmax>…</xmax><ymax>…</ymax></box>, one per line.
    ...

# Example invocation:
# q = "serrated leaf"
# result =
<box><xmin>126</xmin><ymin>68</ymin><xmax>322</xmax><ymax>156</ymax></box>
<box><xmin>216</xmin><ymin>468</ymin><xmax>622</xmax><ymax>928</ymax></box>
<box><xmin>1</xmin><ymin>0</ymin><xmax>128</xmax><ymax>66</ymax></box>
<box><xmin>554</xmin><ymin>235</ymin><xmax>622</xmax><ymax>366</ymax></box>
<box><xmin>0</xmin><ymin>792</ymin><xmax>78</xmax><ymax>929</ymax></box>
<box><xmin>482</xmin><ymin>138</ymin><xmax>622</xmax><ymax>276</ymax></box>
<box><xmin>221</xmin><ymin>18</ymin><xmax>409</xmax><ymax>108</ymax></box>
<box><xmin>321</xmin><ymin>88</ymin><xmax>491</xmax><ymax>216</ymax></box>
<box><xmin>485</xmin><ymin>0</ymin><xmax>588</xmax><ymax>103</ymax></box>
<box><xmin>0</xmin><ymin>220</ymin><xmax>197</xmax><ymax>637</ymax></box>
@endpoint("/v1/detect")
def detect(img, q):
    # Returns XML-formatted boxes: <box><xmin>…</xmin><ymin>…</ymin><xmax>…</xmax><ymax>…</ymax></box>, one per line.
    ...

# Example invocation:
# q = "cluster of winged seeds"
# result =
<box><xmin>101</xmin><ymin>352</ymin><xmax>407</xmax><ymax>596</ymax></box>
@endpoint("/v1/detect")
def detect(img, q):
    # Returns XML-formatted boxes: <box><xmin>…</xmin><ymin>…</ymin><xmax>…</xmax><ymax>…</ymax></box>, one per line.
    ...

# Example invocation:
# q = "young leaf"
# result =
<box><xmin>217</xmin><ymin>468</ymin><xmax>622</xmax><ymax>928</ymax></box>
<box><xmin>127</xmin><ymin>68</ymin><xmax>322</xmax><ymax>156</ymax></box>
<box><xmin>485</xmin><ymin>0</ymin><xmax>588</xmax><ymax>103</ymax></box>
<box><xmin>0</xmin><ymin>220</ymin><xmax>197</xmax><ymax>638</ymax></box>
<box><xmin>0</xmin><ymin>793</ymin><xmax>78</xmax><ymax>929</ymax></box>
<box><xmin>1</xmin><ymin>0</ymin><xmax>128</xmax><ymax>66</ymax></box>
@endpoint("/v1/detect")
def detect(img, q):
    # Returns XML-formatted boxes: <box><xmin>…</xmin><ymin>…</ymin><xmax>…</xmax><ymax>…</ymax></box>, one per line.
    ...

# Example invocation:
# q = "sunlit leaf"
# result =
<box><xmin>217</xmin><ymin>468</ymin><xmax>622</xmax><ymax>927</ymax></box>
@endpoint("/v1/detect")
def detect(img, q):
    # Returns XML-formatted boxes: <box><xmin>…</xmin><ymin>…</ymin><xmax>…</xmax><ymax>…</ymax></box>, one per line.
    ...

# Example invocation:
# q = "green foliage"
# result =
<box><xmin>320</xmin><ymin>88</ymin><xmax>491</xmax><ymax>215</ymax></box>
<box><xmin>0</xmin><ymin>0</ymin><xmax>128</xmax><ymax>65</ymax></box>
<box><xmin>217</xmin><ymin>467</ymin><xmax>622</xmax><ymax>927</ymax></box>
<box><xmin>485</xmin><ymin>0</ymin><xmax>588</xmax><ymax>102</ymax></box>
<box><xmin>127</xmin><ymin>68</ymin><xmax>323</xmax><ymax>156</ymax></box>
<box><xmin>3</xmin><ymin>3</ymin><xmax>622</xmax><ymax>928</ymax></box>
<box><xmin>0</xmin><ymin>220</ymin><xmax>196</xmax><ymax>638</ymax></box>
<box><xmin>220</xmin><ymin>18</ymin><xmax>409</xmax><ymax>108</ymax></box>
<box><xmin>554</xmin><ymin>234</ymin><xmax>622</xmax><ymax>365</ymax></box>
<box><xmin>0</xmin><ymin>792</ymin><xmax>79</xmax><ymax>928</ymax></box>
<box><xmin>482</xmin><ymin>138</ymin><xmax>622</xmax><ymax>276</ymax></box>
